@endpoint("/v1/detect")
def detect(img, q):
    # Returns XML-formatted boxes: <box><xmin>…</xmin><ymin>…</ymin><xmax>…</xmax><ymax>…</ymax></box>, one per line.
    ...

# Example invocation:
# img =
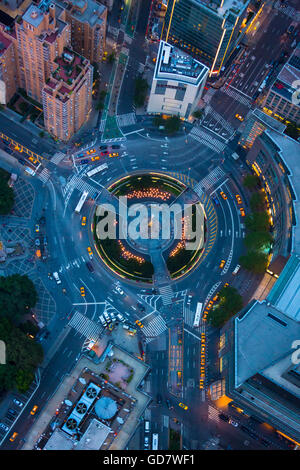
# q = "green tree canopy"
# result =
<box><xmin>165</xmin><ymin>115</ymin><xmax>181</xmax><ymax>134</ymax></box>
<box><xmin>207</xmin><ymin>286</ymin><xmax>243</xmax><ymax>328</ymax></box>
<box><xmin>0</xmin><ymin>169</ymin><xmax>14</xmax><ymax>215</ymax></box>
<box><xmin>245</xmin><ymin>211</ymin><xmax>270</xmax><ymax>232</ymax></box>
<box><xmin>285</xmin><ymin>121</ymin><xmax>300</xmax><ymax>140</ymax></box>
<box><xmin>0</xmin><ymin>274</ymin><xmax>38</xmax><ymax>323</ymax></box>
<box><xmin>250</xmin><ymin>192</ymin><xmax>266</xmax><ymax>212</ymax></box>
<box><xmin>133</xmin><ymin>77</ymin><xmax>148</xmax><ymax>107</ymax></box>
<box><xmin>243</xmin><ymin>174</ymin><xmax>260</xmax><ymax>190</ymax></box>
<box><xmin>239</xmin><ymin>251</ymin><xmax>268</xmax><ymax>273</ymax></box>
<box><xmin>0</xmin><ymin>317</ymin><xmax>43</xmax><ymax>393</ymax></box>
<box><xmin>192</xmin><ymin>109</ymin><xmax>203</xmax><ymax>119</ymax></box>
<box><xmin>244</xmin><ymin>231</ymin><xmax>273</xmax><ymax>252</ymax></box>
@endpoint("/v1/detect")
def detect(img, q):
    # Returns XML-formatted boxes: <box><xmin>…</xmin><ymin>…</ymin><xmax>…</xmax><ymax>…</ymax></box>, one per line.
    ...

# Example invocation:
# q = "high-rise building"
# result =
<box><xmin>219</xmin><ymin>290</ymin><xmax>300</xmax><ymax>443</ymax></box>
<box><xmin>14</xmin><ymin>3</ymin><xmax>70</xmax><ymax>102</ymax></box>
<box><xmin>161</xmin><ymin>0</ymin><xmax>250</xmax><ymax>76</ymax></box>
<box><xmin>55</xmin><ymin>0</ymin><xmax>107</xmax><ymax>64</ymax></box>
<box><xmin>42</xmin><ymin>48</ymin><xmax>92</xmax><ymax>141</ymax></box>
<box><xmin>0</xmin><ymin>30</ymin><xmax>17</xmax><ymax>103</ymax></box>
<box><xmin>239</xmin><ymin>109</ymin><xmax>286</xmax><ymax>149</ymax></box>
<box><xmin>147</xmin><ymin>40</ymin><xmax>209</xmax><ymax>118</ymax></box>
<box><xmin>262</xmin><ymin>45</ymin><xmax>300</xmax><ymax>125</ymax></box>
<box><xmin>0</xmin><ymin>0</ymin><xmax>24</xmax><ymax>12</ymax></box>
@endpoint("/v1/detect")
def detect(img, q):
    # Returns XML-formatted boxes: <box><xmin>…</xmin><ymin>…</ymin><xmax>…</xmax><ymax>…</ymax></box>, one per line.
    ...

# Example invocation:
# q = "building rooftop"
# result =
<box><xmin>55</xmin><ymin>0</ymin><xmax>106</xmax><ymax>28</ymax></box>
<box><xmin>235</xmin><ymin>300</ymin><xmax>300</xmax><ymax>388</ymax></box>
<box><xmin>22</xmin><ymin>4</ymin><xmax>44</xmax><ymax>28</ymax></box>
<box><xmin>198</xmin><ymin>0</ymin><xmax>248</xmax><ymax>17</ymax></box>
<box><xmin>155</xmin><ymin>41</ymin><xmax>209</xmax><ymax>85</ymax></box>
<box><xmin>0</xmin><ymin>31</ymin><xmax>12</xmax><ymax>56</ymax></box>
<box><xmin>252</xmin><ymin>108</ymin><xmax>286</xmax><ymax>134</ymax></box>
<box><xmin>264</xmin><ymin>129</ymin><xmax>300</xmax><ymax>254</ymax></box>
<box><xmin>267</xmin><ymin>254</ymin><xmax>300</xmax><ymax>321</ymax></box>
<box><xmin>270</xmin><ymin>45</ymin><xmax>300</xmax><ymax>105</ymax></box>
<box><xmin>76</xmin><ymin>419</ymin><xmax>111</xmax><ymax>450</ymax></box>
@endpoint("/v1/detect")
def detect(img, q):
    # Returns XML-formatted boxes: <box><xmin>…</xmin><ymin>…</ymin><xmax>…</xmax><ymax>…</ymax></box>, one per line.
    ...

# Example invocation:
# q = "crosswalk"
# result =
<box><xmin>65</xmin><ymin>175</ymin><xmax>97</xmax><ymax>197</ymax></box>
<box><xmin>221</xmin><ymin>87</ymin><xmax>251</xmax><ymax>107</ymax></box>
<box><xmin>50</xmin><ymin>152</ymin><xmax>65</xmax><ymax>165</ymax></box>
<box><xmin>190</xmin><ymin>127</ymin><xmax>226</xmax><ymax>153</ymax></box>
<box><xmin>204</xmin><ymin>105</ymin><xmax>235</xmax><ymax>134</ymax></box>
<box><xmin>68</xmin><ymin>311</ymin><xmax>103</xmax><ymax>340</ymax></box>
<box><xmin>194</xmin><ymin>166</ymin><xmax>226</xmax><ymax>193</ymax></box>
<box><xmin>274</xmin><ymin>0</ymin><xmax>300</xmax><ymax>20</ymax></box>
<box><xmin>37</xmin><ymin>168</ymin><xmax>50</xmax><ymax>183</ymax></box>
<box><xmin>116</xmin><ymin>113</ymin><xmax>137</xmax><ymax>128</ymax></box>
<box><xmin>159</xmin><ymin>285</ymin><xmax>174</xmax><ymax>305</ymax></box>
<box><xmin>99</xmin><ymin>119</ymin><xmax>105</xmax><ymax>132</ymax></box>
<box><xmin>208</xmin><ymin>405</ymin><xmax>220</xmax><ymax>422</ymax></box>
<box><xmin>138</xmin><ymin>293</ymin><xmax>161</xmax><ymax>310</ymax></box>
<box><xmin>142</xmin><ymin>314</ymin><xmax>168</xmax><ymax>341</ymax></box>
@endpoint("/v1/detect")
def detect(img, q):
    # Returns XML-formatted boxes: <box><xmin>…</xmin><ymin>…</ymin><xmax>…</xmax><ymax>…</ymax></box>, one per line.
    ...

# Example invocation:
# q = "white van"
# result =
<box><xmin>53</xmin><ymin>272</ymin><xmax>61</xmax><ymax>284</ymax></box>
<box><xmin>117</xmin><ymin>313</ymin><xmax>124</xmax><ymax>322</ymax></box>
<box><xmin>103</xmin><ymin>311</ymin><xmax>110</xmax><ymax>321</ymax></box>
<box><xmin>232</xmin><ymin>264</ymin><xmax>241</xmax><ymax>275</ymax></box>
<box><xmin>144</xmin><ymin>420</ymin><xmax>150</xmax><ymax>433</ymax></box>
<box><xmin>99</xmin><ymin>315</ymin><xmax>107</xmax><ymax>326</ymax></box>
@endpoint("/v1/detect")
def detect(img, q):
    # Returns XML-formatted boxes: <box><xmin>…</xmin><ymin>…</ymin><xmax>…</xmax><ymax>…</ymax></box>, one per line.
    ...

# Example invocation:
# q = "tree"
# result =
<box><xmin>165</xmin><ymin>115</ymin><xmax>181</xmax><ymax>134</ymax></box>
<box><xmin>239</xmin><ymin>251</ymin><xmax>268</xmax><ymax>273</ymax></box>
<box><xmin>245</xmin><ymin>211</ymin><xmax>270</xmax><ymax>232</ymax></box>
<box><xmin>153</xmin><ymin>115</ymin><xmax>164</xmax><ymax>128</ymax></box>
<box><xmin>192</xmin><ymin>109</ymin><xmax>203</xmax><ymax>119</ymax></box>
<box><xmin>244</xmin><ymin>231</ymin><xmax>273</xmax><ymax>252</ymax></box>
<box><xmin>250</xmin><ymin>192</ymin><xmax>266</xmax><ymax>212</ymax></box>
<box><xmin>107</xmin><ymin>52</ymin><xmax>116</xmax><ymax>64</ymax></box>
<box><xmin>0</xmin><ymin>171</ymin><xmax>14</xmax><ymax>215</ymax></box>
<box><xmin>285</xmin><ymin>121</ymin><xmax>300</xmax><ymax>140</ymax></box>
<box><xmin>207</xmin><ymin>286</ymin><xmax>243</xmax><ymax>328</ymax></box>
<box><xmin>0</xmin><ymin>274</ymin><xmax>38</xmax><ymax>323</ymax></box>
<box><xmin>39</xmin><ymin>131</ymin><xmax>45</xmax><ymax>138</ymax></box>
<box><xmin>133</xmin><ymin>77</ymin><xmax>148</xmax><ymax>107</ymax></box>
<box><xmin>0</xmin><ymin>317</ymin><xmax>43</xmax><ymax>393</ymax></box>
<box><xmin>243</xmin><ymin>174</ymin><xmax>260</xmax><ymax>190</ymax></box>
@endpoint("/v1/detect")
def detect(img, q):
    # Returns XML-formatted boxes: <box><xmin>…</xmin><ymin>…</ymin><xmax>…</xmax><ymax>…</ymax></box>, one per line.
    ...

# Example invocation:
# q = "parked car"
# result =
<box><xmin>144</xmin><ymin>436</ymin><xmax>149</xmax><ymax>448</ymax></box>
<box><xmin>219</xmin><ymin>413</ymin><xmax>230</xmax><ymax>422</ymax></box>
<box><xmin>13</xmin><ymin>399</ymin><xmax>23</xmax><ymax>408</ymax></box>
<box><xmin>0</xmin><ymin>423</ymin><xmax>9</xmax><ymax>432</ymax></box>
<box><xmin>53</xmin><ymin>272</ymin><xmax>61</xmax><ymax>284</ymax></box>
<box><xmin>86</xmin><ymin>261</ymin><xmax>94</xmax><ymax>273</ymax></box>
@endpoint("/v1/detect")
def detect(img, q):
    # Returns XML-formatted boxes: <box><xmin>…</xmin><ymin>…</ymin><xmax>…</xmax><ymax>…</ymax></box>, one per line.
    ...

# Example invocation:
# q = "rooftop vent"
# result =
<box><xmin>31</xmin><ymin>10</ymin><xmax>38</xmax><ymax>19</ymax></box>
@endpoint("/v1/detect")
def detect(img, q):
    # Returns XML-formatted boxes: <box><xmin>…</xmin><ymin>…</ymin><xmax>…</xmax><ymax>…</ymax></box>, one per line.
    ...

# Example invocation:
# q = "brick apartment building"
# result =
<box><xmin>0</xmin><ymin>0</ymin><xmax>106</xmax><ymax>140</ymax></box>
<box><xmin>42</xmin><ymin>47</ymin><xmax>92</xmax><ymax>140</ymax></box>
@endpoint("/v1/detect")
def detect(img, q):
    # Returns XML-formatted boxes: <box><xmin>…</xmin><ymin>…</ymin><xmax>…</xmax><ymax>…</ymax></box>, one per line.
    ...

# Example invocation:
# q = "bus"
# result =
<box><xmin>75</xmin><ymin>190</ymin><xmax>89</xmax><ymax>214</ymax></box>
<box><xmin>152</xmin><ymin>433</ymin><xmax>158</xmax><ymax>450</ymax></box>
<box><xmin>193</xmin><ymin>302</ymin><xmax>203</xmax><ymax>328</ymax></box>
<box><xmin>86</xmin><ymin>163</ymin><xmax>108</xmax><ymax>178</ymax></box>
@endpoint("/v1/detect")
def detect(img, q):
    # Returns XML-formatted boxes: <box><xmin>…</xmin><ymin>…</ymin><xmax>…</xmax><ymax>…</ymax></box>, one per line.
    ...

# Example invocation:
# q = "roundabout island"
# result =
<box><xmin>92</xmin><ymin>172</ymin><xmax>212</xmax><ymax>284</ymax></box>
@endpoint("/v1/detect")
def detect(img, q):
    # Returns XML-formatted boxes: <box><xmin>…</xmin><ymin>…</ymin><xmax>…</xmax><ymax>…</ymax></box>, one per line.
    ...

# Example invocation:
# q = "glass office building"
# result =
<box><xmin>161</xmin><ymin>0</ymin><xmax>250</xmax><ymax>75</ymax></box>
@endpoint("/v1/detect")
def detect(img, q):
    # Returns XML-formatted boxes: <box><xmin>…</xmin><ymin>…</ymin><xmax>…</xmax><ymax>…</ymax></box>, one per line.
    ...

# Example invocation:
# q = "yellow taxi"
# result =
<box><xmin>213</xmin><ymin>293</ymin><xmax>219</xmax><ymax>302</ymax></box>
<box><xmin>219</xmin><ymin>259</ymin><xmax>225</xmax><ymax>269</ymax></box>
<box><xmin>29</xmin><ymin>156</ymin><xmax>38</xmax><ymax>164</ymax></box>
<box><xmin>80</xmin><ymin>286</ymin><xmax>85</xmax><ymax>297</ymax></box>
<box><xmin>240</xmin><ymin>207</ymin><xmax>245</xmax><ymax>217</ymax></box>
<box><xmin>9</xmin><ymin>432</ymin><xmax>18</xmax><ymax>442</ymax></box>
<box><xmin>135</xmin><ymin>320</ymin><xmax>144</xmax><ymax>328</ymax></box>
<box><xmin>178</xmin><ymin>403</ymin><xmax>188</xmax><ymax>410</ymax></box>
<box><xmin>87</xmin><ymin>246</ymin><xmax>93</xmax><ymax>259</ymax></box>
<box><xmin>199</xmin><ymin>379</ymin><xmax>204</xmax><ymax>389</ymax></box>
<box><xmin>220</xmin><ymin>191</ymin><xmax>227</xmax><ymax>200</ymax></box>
<box><xmin>87</xmin><ymin>148</ymin><xmax>96</xmax><ymax>155</ymax></box>
<box><xmin>30</xmin><ymin>405</ymin><xmax>38</xmax><ymax>416</ymax></box>
<box><xmin>236</xmin><ymin>194</ymin><xmax>242</xmax><ymax>205</ymax></box>
<box><xmin>200</xmin><ymin>367</ymin><xmax>205</xmax><ymax>378</ymax></box>
<box><xmin>235</xmin><ymin>114</ymin><xmax>244</xmax><ymax>121</ymax></box>
<box><xmin>224</xmin><ymin>282</ymin><xmax>229</xmax><ymax>288</ymax></box>
<box><xmin>109</xmin><ymin>152</ymin><xmax>119</xmax><ymax>157</ymax></box>
<box><xmin>81</xmin><ymin>216</ymin><xmax>87</xmax><ymax>226</ymax></box>
<box><xmin>207</xmin><ymin>301</ymin><xmax>214</xmax><ymax>310</ymax></box>
<box><xmin>91</xmin><ymin>156</ymin><xmax>100</xmax><ymax>161</ymax></box>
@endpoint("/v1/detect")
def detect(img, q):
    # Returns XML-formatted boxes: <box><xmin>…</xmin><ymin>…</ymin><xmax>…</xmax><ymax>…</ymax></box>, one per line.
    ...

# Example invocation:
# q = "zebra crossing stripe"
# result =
<box><xmin>37</xmin><ymin>168</ymin><xmax>50</xmax><ymax>183</ymax></box>
<box><xmin>159</xmin><ymin>285</ymin><xmax>174</xmax><ymax>305</ymax></box>
<box><xmin>68</xmin><ymin>311</ymin><xmax>102</xmax><ymax>340</ymax></box>
<box><xmin>116</xmin><ymin>113</ymin><xmax>137</xmax><ymax>128</ymax></box>
<box><xmin>142</xmin><ymin>314</ymin><xmax>167</xmax><ymax>338</ymax></box>
<box><xmin>50</xmin><ymin>152</ymin><xmax>65</xmax><ymax>165</ymax></box>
